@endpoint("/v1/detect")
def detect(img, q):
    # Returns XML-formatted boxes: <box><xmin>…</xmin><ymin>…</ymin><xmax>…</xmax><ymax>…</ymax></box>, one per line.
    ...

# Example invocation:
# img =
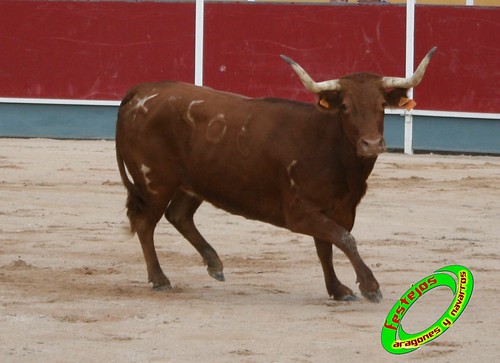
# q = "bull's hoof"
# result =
<box><xmin>334</xmin><ymin>294</ymin><xmax>358</xmax><ymax>302</ymax></box>
<box><xmin>361</xmin><ymin>288</ymin><xmax>383</xmax><ymax>303</ymax></box>
<box><xmin>153</xmin><ymin>283</ymin><xmax>173</xmax><ymax>291</ymax></box>
<box><xmin>151</xmin><ymin>275</ymin><xmax>172</xmax><ymax>291</ymax></box>
<box><xmin>208</xmin><ymin>269</ymin><xmax>225</xmax><ymax>282</ymax></box>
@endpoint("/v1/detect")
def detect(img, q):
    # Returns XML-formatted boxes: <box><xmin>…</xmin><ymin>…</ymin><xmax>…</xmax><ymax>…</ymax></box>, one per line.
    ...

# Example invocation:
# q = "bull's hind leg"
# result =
<box><xmin>314</xmin><ymin>238</ymin><xmax>357</xmax><ymax>301</ymax></box>
<box><xmin>135</xmin><ymin>212</ymin><xmax>172</xmax><ymax>289</ymax></box>
<box><xmin>165</xmin><ymin>190</ymin><xmax>224</xmax><ymax>282</ymax></box>
<box><xmin>127</xmin><ymin>182</ymin><xmax>177</xmax><ymax>290</ymax></box>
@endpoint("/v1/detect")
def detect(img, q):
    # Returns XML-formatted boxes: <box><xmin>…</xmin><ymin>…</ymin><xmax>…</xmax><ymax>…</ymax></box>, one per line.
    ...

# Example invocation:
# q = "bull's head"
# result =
<box><xmin>282</xmin><ymin>48</ymin><xmax>436</xmax><ymax>158</ymax></box>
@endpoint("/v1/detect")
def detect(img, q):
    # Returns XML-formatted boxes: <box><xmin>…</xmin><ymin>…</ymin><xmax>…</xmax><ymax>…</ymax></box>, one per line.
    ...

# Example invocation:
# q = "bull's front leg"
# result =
<box><xmin>314</xmin><ymin>238</ymin><xmax>357</xmax><ymax>301</ymax></box>
<box><xmin>336</xmin><ymin>230</ymin><xmax>382</xmax><ymax>302</ymax></box>
<box><xmin>284</xmin><ymin>199</ymin><xmax>382</xmax><ymax>302</ymax></box>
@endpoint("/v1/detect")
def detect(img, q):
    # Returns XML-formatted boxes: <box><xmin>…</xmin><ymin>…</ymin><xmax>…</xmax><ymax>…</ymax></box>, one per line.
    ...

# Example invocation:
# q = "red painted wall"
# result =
<box><xmin>0</xmin><ymin>1</ymin><xmax>195</xmax><ymax>100</ymax></box>
<box><xmin>204</xmin><ymin>3</ymin><xmax>406</xmax><ymax>104</ymax></box>
<box><xmin>415</xmin><ymin>5</ymin><xmax>500</xmax><ymax>112</ymax></box>
<box><xmin>0</xmin><ymin>1</ymin><xmax>498</xmax><ymax>113</ymax></box>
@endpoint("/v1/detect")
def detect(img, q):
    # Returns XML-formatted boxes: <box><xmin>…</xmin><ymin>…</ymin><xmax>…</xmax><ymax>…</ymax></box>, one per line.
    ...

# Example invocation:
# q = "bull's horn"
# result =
<box><xmin>382</xmin><ymin>47</ymin><xmax>437</xmax><ymax>89</ymax></box>
<box><xmin>281</xmin><ymin>55</ymin><xmax>341</xmax><ymax>93</ymax></box>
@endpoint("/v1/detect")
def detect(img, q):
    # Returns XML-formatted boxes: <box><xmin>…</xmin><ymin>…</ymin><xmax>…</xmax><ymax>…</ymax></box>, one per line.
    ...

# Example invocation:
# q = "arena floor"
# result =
<box><xmin>1</xmin><ymin>138</ymin><xmax>498</xmax><ymax>362</ymax></box>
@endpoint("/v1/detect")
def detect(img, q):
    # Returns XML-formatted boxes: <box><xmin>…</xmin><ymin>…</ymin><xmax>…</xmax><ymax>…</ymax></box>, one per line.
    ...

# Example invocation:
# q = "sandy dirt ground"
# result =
<box><xmin>0</xmin><ymin>138</ymin><xmax>499</xmax><ymax>362</ymax></box>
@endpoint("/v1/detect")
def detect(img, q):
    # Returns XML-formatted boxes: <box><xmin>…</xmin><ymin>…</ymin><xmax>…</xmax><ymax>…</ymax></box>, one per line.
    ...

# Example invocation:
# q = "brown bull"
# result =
<box><xmin>116</xmin><ymin>48</ymin><xmax>436</xmax><ymax>302</ymax></box>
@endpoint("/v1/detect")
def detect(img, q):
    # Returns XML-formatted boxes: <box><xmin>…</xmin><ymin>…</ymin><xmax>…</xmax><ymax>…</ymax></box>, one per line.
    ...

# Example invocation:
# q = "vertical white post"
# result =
<box><xmin>404</xmin><ymin>0</ymin><xmax>416</xmax><ymax>155</ymax></box>
<box><xmin>195</xmin><ymin>0</ymin><xmax>204</xmax><ymax>86</ymax></box>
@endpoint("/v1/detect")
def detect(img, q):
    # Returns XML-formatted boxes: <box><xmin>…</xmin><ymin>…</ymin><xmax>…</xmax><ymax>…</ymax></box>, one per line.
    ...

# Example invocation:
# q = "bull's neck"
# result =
<box><xmin>331</xmin><ymin>122</ymin><xmax>378</xmax><ymax>185</ymax></box>
<box><xmin>343</xmin><ymin>151</ymin><xmax>377</xmax><ymax>185</ymax></box>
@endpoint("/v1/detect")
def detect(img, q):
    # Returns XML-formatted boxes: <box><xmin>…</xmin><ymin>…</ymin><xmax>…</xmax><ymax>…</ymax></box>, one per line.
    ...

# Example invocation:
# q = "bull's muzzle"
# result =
<box><xmin>358</xmin><ymin>137</ymin><xmax>386</xmax><ymax>158</ymax></box>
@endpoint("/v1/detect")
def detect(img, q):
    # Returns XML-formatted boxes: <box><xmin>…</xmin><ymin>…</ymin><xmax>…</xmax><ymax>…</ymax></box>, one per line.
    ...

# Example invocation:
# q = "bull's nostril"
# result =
<box><xmin>360</xmin><ymin>138</ymin><xmax>378</xmax><ymax>148</ymax></box>
<box><xmin>358</xmin><ymin>137</ymin><xmax>385</xmax><ymax>157</ymax></box>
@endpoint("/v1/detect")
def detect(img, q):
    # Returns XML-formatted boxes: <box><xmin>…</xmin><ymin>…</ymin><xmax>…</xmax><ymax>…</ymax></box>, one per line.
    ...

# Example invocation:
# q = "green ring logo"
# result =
<box><xmin>381</xmin><ymin>265</ymin><xmax>474</xmax><ymax>354</ymax></box>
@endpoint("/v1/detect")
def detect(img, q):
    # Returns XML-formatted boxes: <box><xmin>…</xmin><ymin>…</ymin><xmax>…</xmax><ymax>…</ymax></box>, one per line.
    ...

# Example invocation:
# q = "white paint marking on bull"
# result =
<box><xmin>206</xmin><ymin>114</ymin><xmax>227</xmax><ymax>143</ymax></box>
<box><xmin>168</xmin><ymin>95</ymin><xmax>181</xmax><ymax>103</ymax></box>
<box><xmin>140</xmin><ymin>164</ymin><xmax>158</xmax><ymax>195</ymax></box>
<box><xmin>131</xmin><ymin>93</ymin><xmax>159</xmax><ymax>121</ymax></box>
<box><xmin>287</xmin><ymin>160</ymin><xmax>298</xmax><ymax>187</ymax></box>
<box><xmin>135</xmin><ymin>93</ymin><xmax>159</xmax><ymax>113</ymax></box>
<box><xmin>123</xmin><ymin>161</ymin><xmax>135</xmax><ymax>186</ymax></box>
<box><xmin>185</xmin><ymin>100</ymin><xmax>204</xmax><ymax>126</ymax></box>
<box><xmin>181</xmin><ymin>188</ymin><xmax>202</xmax><ymax>199</ymax></box>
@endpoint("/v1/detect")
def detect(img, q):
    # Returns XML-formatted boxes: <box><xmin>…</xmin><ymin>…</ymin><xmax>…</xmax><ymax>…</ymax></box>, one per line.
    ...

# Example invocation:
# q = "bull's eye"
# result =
<box><xmin>341</xmin><ymin>102</ymin><xmax>349</xmax><ymax>113</ymax></box>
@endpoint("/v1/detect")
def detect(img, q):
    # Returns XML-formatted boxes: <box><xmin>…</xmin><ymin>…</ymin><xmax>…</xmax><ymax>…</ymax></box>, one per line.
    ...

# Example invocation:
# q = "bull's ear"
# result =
<box><xmin>318</xmin><ymin>97</ymin><xmax>331</xmax><ymax>109</ymax></box>
<box><xmin>317</xmin><ymin>91</ymin><xmax>340</xmax><ymax>111</ymax></box>
<box><xmin>398</xmin><ymin>97</ymin><xmax>417</xmax><ymax>111</ymax></box>
<box><xmin>385</xmin><ymin>87</ymin><xmax>416</xmax><ymax>110</ymax></box>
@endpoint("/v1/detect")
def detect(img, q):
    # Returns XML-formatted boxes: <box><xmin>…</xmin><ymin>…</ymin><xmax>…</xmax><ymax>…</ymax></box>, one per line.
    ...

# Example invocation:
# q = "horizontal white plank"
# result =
<box><xmin>0</xmin><ymin>97</ymin><xmax>120</xmax><ymax>107</ymax></box>
<box><xmin>1</xmin><ymin>97</ymin><xmax>499</xmax><ymax>120</ymax></box>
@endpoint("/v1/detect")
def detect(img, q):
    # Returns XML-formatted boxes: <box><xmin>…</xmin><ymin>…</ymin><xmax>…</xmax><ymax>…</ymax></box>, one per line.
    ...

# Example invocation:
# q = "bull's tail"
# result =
<box><xmin>116</xmin><ymin>140</ymin><xmax>145</xmax><ymax>235</ymax></box>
